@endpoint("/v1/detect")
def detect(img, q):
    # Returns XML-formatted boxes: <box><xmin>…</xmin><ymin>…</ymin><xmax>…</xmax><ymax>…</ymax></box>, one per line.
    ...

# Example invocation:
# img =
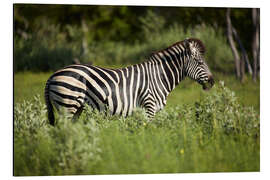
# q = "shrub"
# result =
<box><xmin>14</xmin><ymin>96</ymin><xmax>102</xmax><ymax>176</ymax></box>
<box><xmin>14</xmin><ymin>82</ymin><xmax>259</xmax><ymax>175</ymax></box>
<box><xmin>194</xmin><ymin>81</ymin><xmax>259</xmax><ymax>137</ymax></box>
<box><xmin>14</xmin><ymin>37</ymin><xmax>75</xmax><ymax>72</ymax></box>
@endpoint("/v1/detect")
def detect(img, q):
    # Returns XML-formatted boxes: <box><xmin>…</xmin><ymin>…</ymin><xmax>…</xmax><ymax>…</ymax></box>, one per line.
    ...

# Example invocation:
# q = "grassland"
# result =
<box><xmin>14</xmin><ymin>71</ymin><xmax>260</xmax><ymax>176</ymax></box>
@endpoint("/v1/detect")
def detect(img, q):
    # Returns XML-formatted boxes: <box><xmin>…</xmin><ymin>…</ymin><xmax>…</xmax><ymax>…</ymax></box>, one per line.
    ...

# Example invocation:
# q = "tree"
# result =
<box><xmin>226</xmin><ymin>8</ymin><xmax>241</xmax><ymax>79</ymax></box>
<box><xmin>226</xmin><ymin>8</ymin><xmax>258</xmax><ymax>82</ymax></box>
<box><xmin>252</xmin><ymin>8</ymin><xmax>260</xmax><ymax>82</ymax></box>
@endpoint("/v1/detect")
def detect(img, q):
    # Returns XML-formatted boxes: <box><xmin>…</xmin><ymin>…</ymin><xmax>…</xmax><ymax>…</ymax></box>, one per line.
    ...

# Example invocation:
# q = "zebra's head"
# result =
<box><xmin>183</xmin><ymin>38</ymin><xmax>214</xmax><ymax>91</ymax></box>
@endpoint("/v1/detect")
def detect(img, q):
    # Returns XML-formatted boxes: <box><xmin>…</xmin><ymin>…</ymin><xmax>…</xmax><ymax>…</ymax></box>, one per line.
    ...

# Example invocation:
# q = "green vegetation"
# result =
<box><xmin>14</xmin><ymin>82</ymin><xmax>259</xmax><ymax>175</ymax></box>
<box><xmin>14</xmin><ymin>5</ymin><xmax>253</xmax><ymax>52</ymax></box>
<box><xmin>14</xmin><ymin>71</ymin><xmax>51</xmax><ymax>103</ymax></box>
<box><xmin>14</xmin><ymin>23</ymin><xmax>234</xmax><ymax>73</ymax></box>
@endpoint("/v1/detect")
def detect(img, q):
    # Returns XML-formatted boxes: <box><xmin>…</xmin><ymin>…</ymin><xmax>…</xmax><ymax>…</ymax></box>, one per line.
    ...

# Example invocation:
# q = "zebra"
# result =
<box><xmin>44</xmin><ymin>38</ymin><xmax>214</xmax><ymax>125</ymax></box>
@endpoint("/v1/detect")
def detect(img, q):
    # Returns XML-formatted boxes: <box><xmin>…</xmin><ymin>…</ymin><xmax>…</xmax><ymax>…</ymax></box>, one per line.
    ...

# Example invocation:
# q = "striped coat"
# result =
<box><xmin>45</xmin><ymin>38</ymin><xmax>214</xmax><ymax>125</ymax></box>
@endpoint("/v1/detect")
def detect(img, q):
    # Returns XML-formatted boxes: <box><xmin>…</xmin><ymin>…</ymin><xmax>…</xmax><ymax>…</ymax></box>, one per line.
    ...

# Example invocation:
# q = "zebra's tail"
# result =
<box><xmin>44</xmin><ymin>79</ymin><xmax>55</xmax><ymax>126</ymax></box>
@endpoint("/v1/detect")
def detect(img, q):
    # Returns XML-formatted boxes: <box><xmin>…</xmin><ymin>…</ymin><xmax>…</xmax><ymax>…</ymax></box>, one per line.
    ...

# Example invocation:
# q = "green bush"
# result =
<box><xmin>14</xmin><ymin>36</ymin><xmax>75</xmax><ymax>72</ymax></box>
<box><xmin>194</xmin><ymin>81</ymin><xmax>259</xmax><ymax>137</ymax></box>
<box><xmin>14</xmin><ymin>96</ymin><xmax>101</xmax><ymax>176</ymax></box>
<box><xmin>14</xmin><ymin>12</ymin><xmax>233</xmax><ymax>73</ymax></box>
<box><xmin>14</xmin><ymin>82</ymin><xmax>259</xmax><ymax>175</ymax></box>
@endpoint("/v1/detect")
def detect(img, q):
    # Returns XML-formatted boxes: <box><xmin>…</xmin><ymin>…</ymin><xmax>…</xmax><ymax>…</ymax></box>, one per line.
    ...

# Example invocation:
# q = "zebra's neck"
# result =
<box><xmin>142</xmin><ymin>44</ymin><xmax>188</xmax><ymax>109</ymax></box>
<box><xmin>149</xmin><ymin>46</ymin><xmax>187</xmax><ymax>90</ymax></box>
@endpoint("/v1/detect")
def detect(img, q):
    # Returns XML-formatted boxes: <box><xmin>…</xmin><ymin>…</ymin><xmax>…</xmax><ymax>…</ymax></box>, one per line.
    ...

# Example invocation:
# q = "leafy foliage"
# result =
<box><xmin>14</xmin><ymin>96</ymin><xmax>102</xmax><ymax>175</ymax></box>
<box><xmin>14</xmin><ymin>21</ymin><xmax>75</xmax><ymax>72</ymax></box>
<box><xmin>14</xmin><ymin>22</ymin><xmax>233</xmax><ymax>73</ymax></box>
<box><xmin>14</xmin><ymin>5</ymin><xmax>253</xmax><ymax>45</ymax></box>
<box><xmin>195</xmin><ymin>81</ymin><xmax>259</xmax><ymax>137</ymax></box>
<box><xmin>14</xmin><ymin>82</ymin><xmax>259</xmax><ymax>175</ymax></box>
<box><xmin>14</xmin><ymin>5</ymin><xmax>255</xmax><ymax>75</ymax></box>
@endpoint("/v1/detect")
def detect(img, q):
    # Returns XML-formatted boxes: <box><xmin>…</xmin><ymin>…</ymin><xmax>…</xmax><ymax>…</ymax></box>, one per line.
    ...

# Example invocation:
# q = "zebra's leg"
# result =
<box><xmin>141</xmin><ymin>94</ymin><xmax>156</xmax><ymax>122</ymax></box>
<box><xmin>145</xmin><ymin>107</ymin><xmax>156</xmax><ymax>122</ymax></box>
<box><xmin>72</xmin><ymin>106</ymin><xmax>84</xmax><ymax>123</ymax></box>
<box><xmin>72</xmin><ymin>97</ymin><xmax>85</xmax><ymax>123</ymax></box>
<box><xmin>49</xmin><ymin>101</ymin><xmax>62</xmax><ymax>125</ymax></box>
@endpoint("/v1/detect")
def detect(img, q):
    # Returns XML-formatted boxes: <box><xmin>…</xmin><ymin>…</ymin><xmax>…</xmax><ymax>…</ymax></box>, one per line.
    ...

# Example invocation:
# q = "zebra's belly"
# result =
<box><xmin>84</xmin><ymin>93</ymin><xmax>139</xmax><ymax>117</ymax></box>
<box><xmin>50</xmin><ymin>81</ymin><xmax>139</xmax><ymax>117</ymax></box>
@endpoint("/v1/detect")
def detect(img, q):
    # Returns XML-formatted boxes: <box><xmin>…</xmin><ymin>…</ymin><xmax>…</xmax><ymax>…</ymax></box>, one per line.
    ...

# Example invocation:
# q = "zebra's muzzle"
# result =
<box><xmin>202</xmin><ymin>76</ymin><xmax>214</xmax><ymax>91</ymax></box>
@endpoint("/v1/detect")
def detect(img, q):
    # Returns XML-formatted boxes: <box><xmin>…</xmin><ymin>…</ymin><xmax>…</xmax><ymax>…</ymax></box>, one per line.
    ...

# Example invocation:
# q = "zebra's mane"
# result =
<box><xmin>150</xmin><ymin>38</ymin><xmax>206</xmax><ymax>57</ymax></box>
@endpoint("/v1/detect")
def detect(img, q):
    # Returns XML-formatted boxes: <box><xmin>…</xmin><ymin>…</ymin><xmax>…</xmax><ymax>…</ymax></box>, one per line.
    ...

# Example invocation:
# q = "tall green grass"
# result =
<box><xmin>14</xmin><ymin>82</ymin><xmax>259</xmax><ymax>175</ymax></box>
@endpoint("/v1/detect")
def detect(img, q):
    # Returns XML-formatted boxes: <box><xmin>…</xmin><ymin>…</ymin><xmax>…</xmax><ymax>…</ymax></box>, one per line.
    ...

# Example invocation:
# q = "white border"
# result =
<box><xmin>11</xmin><ymin>0</ymin><xmax>263</xmax><ymax>8</ymax></box>
<box><xmin>2</xmin><ymin>0</ymin><xmax>270</xmax><ymax>179</ymax></box>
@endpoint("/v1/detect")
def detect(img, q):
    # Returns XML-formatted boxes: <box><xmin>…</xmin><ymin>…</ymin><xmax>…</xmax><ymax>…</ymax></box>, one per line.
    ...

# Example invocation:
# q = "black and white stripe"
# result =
<box><xmin>44</xmin><ymin>38</ymin><xmax>214</xmax><ymax>125</ymax></box>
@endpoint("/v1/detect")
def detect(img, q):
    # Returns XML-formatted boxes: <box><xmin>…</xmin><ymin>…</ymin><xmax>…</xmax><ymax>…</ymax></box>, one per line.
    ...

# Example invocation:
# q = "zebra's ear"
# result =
<box><xmin>183</xmin><ymin>38</ymin><xmax>206</xmax><ymax>57</ymax></box>
<box><xmin>188</xmin><ymin>38</ymin><xmax>206</xmax><ymax>55</ymax></box>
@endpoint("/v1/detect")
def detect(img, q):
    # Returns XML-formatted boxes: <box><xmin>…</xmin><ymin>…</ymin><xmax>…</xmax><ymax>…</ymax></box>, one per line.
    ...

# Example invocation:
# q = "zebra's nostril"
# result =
<box><xmin>208</xmin><ymin>75</ymin><xmax>214</xmax><ymax>86</ymax></box>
